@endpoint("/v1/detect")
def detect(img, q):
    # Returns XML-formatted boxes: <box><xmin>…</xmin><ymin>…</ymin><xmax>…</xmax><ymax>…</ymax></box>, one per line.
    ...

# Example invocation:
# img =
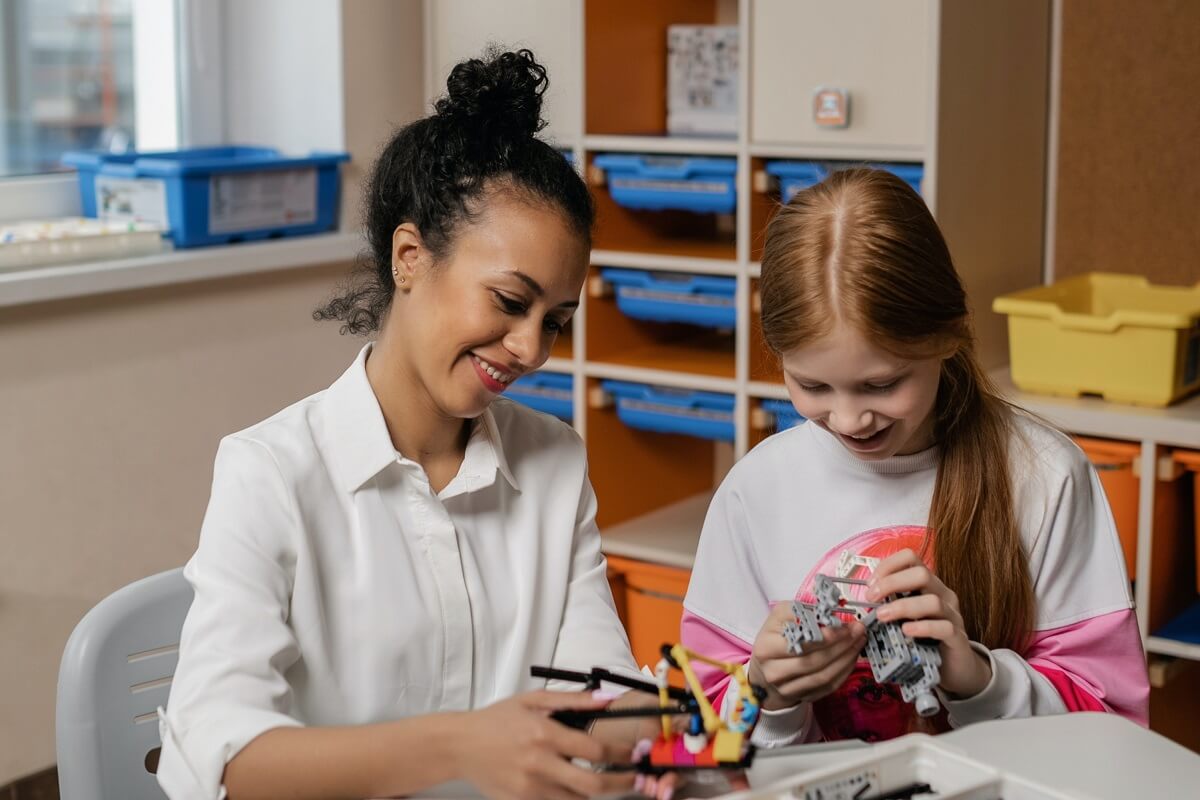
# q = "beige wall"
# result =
<box><xmin>0</xmin><ymin>267</ymin><xmax>363</xmax><ymax>780</ymax></box>
<box><xmin>0</xmin><ymin>0</ymin><xmax>424</xmax><ymax>784</ymax></box>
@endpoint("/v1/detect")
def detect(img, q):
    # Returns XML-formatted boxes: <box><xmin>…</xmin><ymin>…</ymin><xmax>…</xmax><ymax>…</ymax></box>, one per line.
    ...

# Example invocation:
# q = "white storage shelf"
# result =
<box><xmin>427</xmin><ymin>0</ymin><xmax>1052</xmax><ymax>599</ymax></box>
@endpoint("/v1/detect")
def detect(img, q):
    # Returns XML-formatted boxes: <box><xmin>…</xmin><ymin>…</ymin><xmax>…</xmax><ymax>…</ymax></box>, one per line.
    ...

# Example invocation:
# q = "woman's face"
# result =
<box><xmin>389</xmin><ymin>192</ymin><xmax>588</xmax><ymax>420</ymax></box>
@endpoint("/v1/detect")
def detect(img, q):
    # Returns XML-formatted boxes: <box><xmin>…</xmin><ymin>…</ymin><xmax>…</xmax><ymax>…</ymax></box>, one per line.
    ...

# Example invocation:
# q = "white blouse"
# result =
<box><xmin>156</xmin><ymin>344</ymin><xmax>637</xmax><ymax>800</ymax></box>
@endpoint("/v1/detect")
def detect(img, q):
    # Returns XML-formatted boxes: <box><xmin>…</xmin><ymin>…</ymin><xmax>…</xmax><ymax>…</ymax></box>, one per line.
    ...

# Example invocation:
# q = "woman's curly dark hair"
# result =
<box><xmin>314</xmin><ymin>48</ymin><xmax>594</xmax><ymax>335</ymax></box>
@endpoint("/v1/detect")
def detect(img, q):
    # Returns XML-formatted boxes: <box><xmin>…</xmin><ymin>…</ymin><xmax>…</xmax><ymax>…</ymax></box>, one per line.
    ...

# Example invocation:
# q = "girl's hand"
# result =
<box><xmin>866</xmin><ymin>549</ymin><xmax>993</xmax><ymax>698</ymax></box>
<box><xmin>452</xmin><ymin>690</ymin><xmax>633</xmax><ymax>800</ymax></box>
<box><xmin>749</xmin><ymin>600</ymin><xmax>866</xmax><ymax>710</ymax></box>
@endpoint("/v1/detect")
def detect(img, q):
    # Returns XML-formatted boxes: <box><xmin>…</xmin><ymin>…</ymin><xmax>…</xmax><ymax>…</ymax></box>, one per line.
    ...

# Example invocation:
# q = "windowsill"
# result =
<box><xmin>0</xmin><ymin>230</ymin><xmax>363</xmax><ymax>308</ymax></box>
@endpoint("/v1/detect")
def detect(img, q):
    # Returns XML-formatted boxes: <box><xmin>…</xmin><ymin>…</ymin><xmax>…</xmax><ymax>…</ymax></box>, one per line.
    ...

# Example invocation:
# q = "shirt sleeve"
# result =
<box><xmin>156</xmin><ymin>436</ymin><xmax>304</xmax><ymax>800</ymax></box>
<box><xmin>547</xmin><ymin>450</ymin><xmax>640</xmax><ymax>686</ymax></box>
<box><xmin>682</xmin><ymin>476</ymin><xmax>818</xmax><ymax>747</ymax></box>
<box><xmin>944</xmin><ymin>438</ymin><xmax>1149</xmax><ymax>728</ymax></box>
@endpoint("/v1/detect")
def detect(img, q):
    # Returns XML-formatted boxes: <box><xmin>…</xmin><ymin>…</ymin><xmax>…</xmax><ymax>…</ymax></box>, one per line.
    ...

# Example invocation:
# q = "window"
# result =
<box><xmin>0</xmin><ymin>0</ymin><xmax>143</xmax><ymax>178</ymax></box>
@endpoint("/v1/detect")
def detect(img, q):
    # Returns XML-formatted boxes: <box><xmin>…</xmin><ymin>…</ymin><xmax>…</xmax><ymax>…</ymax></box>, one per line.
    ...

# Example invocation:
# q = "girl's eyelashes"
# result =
<box><xmin>864</xmin><ymin>379</ymin><xmax>901</xmax><ymax>393</ymax></box>
<box><xmin>793</xmin><ymin>377</ymin><xmax>903</xmax><ymax>393</ymax></box>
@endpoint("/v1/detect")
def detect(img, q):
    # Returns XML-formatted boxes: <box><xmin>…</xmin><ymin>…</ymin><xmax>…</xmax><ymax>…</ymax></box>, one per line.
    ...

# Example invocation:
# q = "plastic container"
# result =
<box><xmin>765</xmin><ymin>160</ymin><xmax>924</xmax><ymax>203</ymax></box>
<box><xmin>506</xmin><ymin>372</ymin><xmax>574</xmax><ymax>422</ymax></box>
<box><xmin>765</xmin><ymin>160</ymin><xmax>826</xmax><ymax>204</ymax></box>
<box><xmin>0</xmin><ymin>217</ymin><xmax>165</xmax><ymax>272</ymax></box>
<box><xmin>994</xmin><ymin>273</ymin><xmax>1200</xmax><ymax>407</ymax></box>
<box><xmin>593</xmin><ymin>154</ymin><xmax>737</xmax><ymax>214</ymax></box>
<box><xmin>63</xmin><ymin>146</ymin><xmax>350</xmax><ymax>248</ymax></box>
<box><xmin>61</xmin><ymin>146</ymin><xmax>257</xmax><ymax>219</ymax></box>
<box><xmin>606</xmin><ymin>555</ymin><xmax>690</xmax><ymax>682</ymax></box>
<box><xmin>599</xmin><ymin>268</ymin><xmax>736</xmax><ymax>329</ymax></box>
<box><xmin>760</xmin><ymin>398</ymin><xmax>805</xmax><ymax>432</ymax></box>
<box><xmin>1173</xmin><ymin>449</ymin><xmax>1200</xmax><ymax>592</ymax></box>
<box><xmin>1074</xmin><ymin>437</ymin><xmax>1141</xmax><ymax>579</ymax></box>
<box><xmin>601</xmin><ymin>380</ymin><xmax>735</xmax><ymax>442</ymax></box>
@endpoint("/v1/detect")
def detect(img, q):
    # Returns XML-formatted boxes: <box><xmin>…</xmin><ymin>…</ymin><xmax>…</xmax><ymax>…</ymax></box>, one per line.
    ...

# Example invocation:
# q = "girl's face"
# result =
<box><xmin>391</xmin><ymin>193</ymin><xmax>588</xmax><ymax>420</ymax></box>
<box><xmin>779</xmin><ymin>321</ymin><xmax>944</xmax><ymax>460</ymax></box>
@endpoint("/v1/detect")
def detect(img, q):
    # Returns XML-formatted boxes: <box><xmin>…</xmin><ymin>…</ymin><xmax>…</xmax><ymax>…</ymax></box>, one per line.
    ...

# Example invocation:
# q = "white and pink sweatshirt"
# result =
<box><xmin>682</xmin><ymin>412</ymin><xmax>1149</xmax><ymax>747</ymax></box>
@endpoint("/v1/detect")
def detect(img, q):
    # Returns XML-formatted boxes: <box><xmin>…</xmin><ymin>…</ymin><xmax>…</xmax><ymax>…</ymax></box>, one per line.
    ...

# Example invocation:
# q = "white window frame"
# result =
<box><xmin>0</xmin><ymin>0</ymin><xmax>224</xmax><ymax>223</ymax></box>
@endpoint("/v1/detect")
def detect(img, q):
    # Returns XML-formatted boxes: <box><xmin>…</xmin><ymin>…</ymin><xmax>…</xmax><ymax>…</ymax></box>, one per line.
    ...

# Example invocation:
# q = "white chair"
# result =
<box><xmin>56</xmin><ymin>568</ymin><xmax>193</xmax><ymax>800</ymax></box>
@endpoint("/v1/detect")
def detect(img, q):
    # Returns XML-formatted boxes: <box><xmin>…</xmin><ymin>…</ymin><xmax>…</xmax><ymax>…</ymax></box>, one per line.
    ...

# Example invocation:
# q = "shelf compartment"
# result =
<box><xmin>1175</xmin><ymin>449</ymin><xmax>1200</xmax><ymax>591</ymax></box>
<box><xmin>587</xmin><ymin>267</ymin><xmax>735</xmax><ymax>379</ymax></box>
<box><xmin>750</xmin><ymin>279</ymin><xmax>784</xmax><ymax>384</ymax></box>
<box><xmin>589</xmin><ymin>154</ymin><xmax>737</xmax><ymax>261</ymax></box>
<box><xmin>587</xmin><ymin>378</ymin><xmax>720</xmax><ymax>529</ymax></box>
<box><xmin>749</xmin><ymin>396</ymin><xmax>804</xmax><ymax>450</ymax></box>
<box><xmin>750</xmin><ymin>158</ymin><xmax>926</xmax><ymax>262</ymax></box>
<box><xmin>506</xmin><ymin>371</ymin><xmax>574</xmax><ymax>422</ymax></box>
<box><xmin>585</xmin><ymin>0</ymin><xmax>731</xmax><ymax>137</ymax></box>
<box><xmin>551</xmin><ymin>319</ymin><xmax>574</xmax><ymax>360</ymax></box>
<box><xmin>1147</xmin><ymin>444</ymin><xmax>1193</xmax><ymax>635</ymax></box>
<box><xmin>1153</xmin><ymin>598</ymin><xmax>1200</xmax><ymax>646</ymax></box>
<box><xmin>765</xmin><ymin>159</ymin><xmax>924</xmax><ymax>204</ymax></box>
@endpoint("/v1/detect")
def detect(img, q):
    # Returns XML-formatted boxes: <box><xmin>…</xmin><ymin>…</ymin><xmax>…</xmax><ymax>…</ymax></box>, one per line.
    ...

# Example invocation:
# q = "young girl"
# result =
<box><xmin>156</xmin><ymin>50</ymin><xmax>645</xmax><ymax>800</ymax></box>
<box><xmin>682</xmin><ymin>168</ymin><xmax>1149</xmax><ymax>746</ymax></box>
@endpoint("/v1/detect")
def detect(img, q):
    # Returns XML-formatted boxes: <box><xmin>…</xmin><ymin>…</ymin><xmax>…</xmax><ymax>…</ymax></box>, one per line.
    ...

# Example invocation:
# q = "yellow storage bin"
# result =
<box><xmin>993</xmin><ymin>273</ymin><xmax>1200</xmax><ymax>407</ymax></box>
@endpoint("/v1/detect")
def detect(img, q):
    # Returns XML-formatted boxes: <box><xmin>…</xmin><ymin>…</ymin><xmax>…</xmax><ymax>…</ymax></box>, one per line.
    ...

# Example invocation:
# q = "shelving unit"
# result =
<box><xmin>426</xmin><ymin>0</ymin><xmax>1060</xmax><ymax>673</ymax></box>
<box><xmin>992</xmin><ymin>371</ymin><xmax>1200</xmax><ymax>663</ymax></box>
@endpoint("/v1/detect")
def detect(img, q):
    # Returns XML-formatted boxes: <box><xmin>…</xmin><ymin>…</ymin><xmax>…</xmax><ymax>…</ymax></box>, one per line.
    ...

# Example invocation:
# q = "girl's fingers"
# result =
<box><xmin>876</xmin><ymin>593</ymin><xmax>954</xmax><ymax>624</ymax></box>
<box><xmin>871</xmin><ymin>548</ymin><xmax>923</xmax><ymax>579</ymax></box>
<box><xmin>867</xmin><ymin>564</ymin><xmax>936</xmax><ymax>601</ymax></box>
<box><xmin>901</xmin><ymin>619</ymin><xmax>957</xmax><ymax>642</ymax></box>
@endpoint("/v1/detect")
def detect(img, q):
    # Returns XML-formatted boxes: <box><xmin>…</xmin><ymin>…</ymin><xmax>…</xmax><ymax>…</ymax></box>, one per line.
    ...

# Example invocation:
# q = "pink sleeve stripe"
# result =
<box><xmin>680</xmin><ymin>610</ymin><xmax>754</xmax><ymax>711</ymax></box>
<box><xmin>1024</xmin><ymin>608</ymin><xmax>1149</xmax><ymax>727</ymax></box>
<box><xmin>1031</xmin><ymin>665</ymin><xmax>1107</xmax><ymax>713</ymax></box>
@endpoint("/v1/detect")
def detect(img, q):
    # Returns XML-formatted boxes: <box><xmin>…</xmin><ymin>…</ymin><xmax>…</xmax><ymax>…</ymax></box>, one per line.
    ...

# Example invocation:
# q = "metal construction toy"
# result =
<box><xmin>784</xmin><ymin>571</ymin><xmax>943</xmax><ymax>718</ymax></box>
<box><xmin>532</xmin><ymin>643</ymin><xmax>767</xmax><ymax>775</ymax></box>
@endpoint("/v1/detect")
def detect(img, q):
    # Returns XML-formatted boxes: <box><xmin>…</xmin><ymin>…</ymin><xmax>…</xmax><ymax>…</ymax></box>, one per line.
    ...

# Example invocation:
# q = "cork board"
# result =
<box><xmin>1054</xmin><ymin>0</ymin><xmax>1200</xmax><ymax>286</ymax></box>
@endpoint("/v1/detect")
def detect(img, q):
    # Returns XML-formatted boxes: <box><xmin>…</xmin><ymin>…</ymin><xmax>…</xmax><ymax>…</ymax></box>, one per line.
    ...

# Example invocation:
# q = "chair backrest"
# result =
<box><xmin>56</xmin><ymin>568</ymin><xmax>193</xmax><ymax>800</ymax></box>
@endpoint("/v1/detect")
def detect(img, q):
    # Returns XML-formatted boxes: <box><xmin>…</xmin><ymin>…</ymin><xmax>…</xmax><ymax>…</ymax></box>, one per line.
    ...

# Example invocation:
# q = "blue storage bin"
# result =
<box><xmin>870</xmin><ymin>162</ymin><xmax>924</xmax><ymax>197</ymax></box>
<box><xmin>65</xmin><ymin>146</ymin><xmax>350</xmax><ymax>247</ymax></box>
<box><xmin>593</xmin><ymin>154</ymin><xmax>737</xmax><ymax>214</ymax></box>
<box><xmin>507</xmin><ymin>372</ymin><xmax>574</xmax><ymax>422</ymax></box>
<box><xmin>764</xmin><ymin>161</ymin><xmax>828</xmax><ymax>205</ymax></box>
<box><xmin>760</xmin><ymin>399</ymin><xmax>806</xmax><ymax>432</ymax></box>
<box><xmin>601</xmin><ymin>380</ymin><xmax>735</xmax><ymax>442</ymax></box>
<box><xmin>765</xmin><ymin>160</ymin><xmax>924</xmax><ymax>203</ymax></box>
<box><xmin>600</xmin><ymin>268</ymin><xmax>736</xmax><ymax>329</ymax></box>
<box><xmin>61</xmin><ymin>147</ymin><xmax>268</xmax><ymax>219</ymax></box>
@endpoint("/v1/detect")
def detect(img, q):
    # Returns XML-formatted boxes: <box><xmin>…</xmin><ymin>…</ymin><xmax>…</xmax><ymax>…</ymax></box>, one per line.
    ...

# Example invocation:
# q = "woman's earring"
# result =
<box><xmin>392</xmin><ymin>266</ymin><xmax>406</xmax><ymax>285</ymax></box>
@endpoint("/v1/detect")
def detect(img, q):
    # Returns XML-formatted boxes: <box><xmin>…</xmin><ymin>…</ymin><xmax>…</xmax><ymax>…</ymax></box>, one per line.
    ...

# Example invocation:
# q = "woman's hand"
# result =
<box><xmin>450</xmin><ymin>690</ymin><xmax>633</xmax><ymax>800</ymax></box>
<box><xmin>866</xmin><ymin>549</ymin><xmax>992</xmax><ymax>698</ymax></box>
<box><xmin>748</xmin><ymin>600</ymin><xmax>866</xmax><ymax>710</ymax></box>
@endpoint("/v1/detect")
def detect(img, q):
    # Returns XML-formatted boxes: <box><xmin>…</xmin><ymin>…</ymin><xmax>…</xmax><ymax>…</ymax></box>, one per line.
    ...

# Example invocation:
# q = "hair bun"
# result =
<box><xmin>435</xmin><ymin>48</ymin><xmax>548</xmax><ymax>140</ymax></box>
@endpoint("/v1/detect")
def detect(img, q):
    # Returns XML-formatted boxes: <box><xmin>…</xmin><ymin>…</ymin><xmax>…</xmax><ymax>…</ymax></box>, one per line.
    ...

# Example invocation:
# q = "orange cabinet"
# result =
<box><xmin>606</xmin><ymin>555</ymin><xmax>691</xmax><ymax>685</ymax></box>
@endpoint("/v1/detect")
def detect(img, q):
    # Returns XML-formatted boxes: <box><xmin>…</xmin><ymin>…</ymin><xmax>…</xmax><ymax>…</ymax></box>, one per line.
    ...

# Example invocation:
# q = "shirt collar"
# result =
<box><xmin>318</xmin><ymin>343</ymin><xmax>519</xmax><ymax>494</ymax></box>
